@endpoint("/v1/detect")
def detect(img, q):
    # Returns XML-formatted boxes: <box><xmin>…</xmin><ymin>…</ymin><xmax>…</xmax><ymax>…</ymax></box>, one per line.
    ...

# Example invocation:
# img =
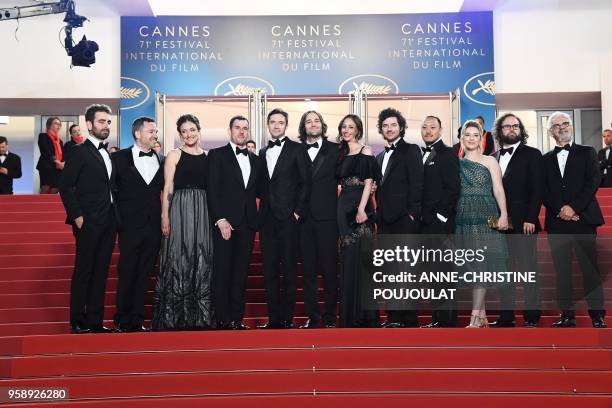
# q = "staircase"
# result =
<box><xmin>0</xmin><ymin>191</ymin><xmax>611</xmax><ymax>406</ymax></box>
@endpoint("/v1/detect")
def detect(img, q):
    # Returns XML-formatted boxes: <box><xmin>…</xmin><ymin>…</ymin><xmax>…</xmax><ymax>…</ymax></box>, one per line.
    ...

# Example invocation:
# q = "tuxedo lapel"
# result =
<box><xmin>246</xmin><ymin>152</ymin><xmax>257</xmax><ymax>190</ymax></box>
<box><xmin>502</xmin><ymin>144</ymin><xmax>522</xmax><ymax>180</ymax></box>
<box><xmin>224</xmin><ymin>143</ymin><xmax>246</xmax><ymax>188</ymax></box>
<box><xmin>312</xmin><ymin>140</ymin><xmax>328</xmax><ymax>177</ymax></box>
<box><xmin>562</xmin><ymin>144</ymin><xmax>577</xmax><ymax>180</ymax></box>
<box><xmin>126</xmin><ymin>147</ymin><xmax>148</xmax><ymax>186</ymax></box>
<box><xmin>271</xmin><ymin>141</ymin><xmax>290</xmax><ymax>181</ymax></box>
<box><xmin>424</xmin><ymin>147</ymin><xmax>437</xmax><ymax>166</ymax></box>
<box><xmin>84</xmin><ymin>139</ymin><xmax>109</xmax><ymax>180</ymax></box>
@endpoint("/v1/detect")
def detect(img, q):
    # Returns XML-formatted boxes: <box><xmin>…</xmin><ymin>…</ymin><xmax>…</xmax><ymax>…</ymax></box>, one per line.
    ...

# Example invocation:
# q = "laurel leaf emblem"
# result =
<box><xmin>120</xmin><ymin>87</ymin><xmax>143</xmax><ymax>99</ymax></box>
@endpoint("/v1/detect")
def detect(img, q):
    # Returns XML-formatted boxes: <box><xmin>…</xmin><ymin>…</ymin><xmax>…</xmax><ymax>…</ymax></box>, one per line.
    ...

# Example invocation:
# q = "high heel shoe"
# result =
<box><xmin>478</xmin><ymin>315</ymin><xmax>489</xmax><ymax>328</ymax></box>
<box><xmin>465</xmin><ymin>313</ymin><xmax>480</xmax><ymax>328</ymax></box>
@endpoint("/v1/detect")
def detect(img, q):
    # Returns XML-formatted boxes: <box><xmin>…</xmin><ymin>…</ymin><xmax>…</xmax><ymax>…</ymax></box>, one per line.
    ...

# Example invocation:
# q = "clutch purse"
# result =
<box><xmin>487</xmin><ymin>216</ymin><xmax>513</xmax><ymax>230</ymax></box>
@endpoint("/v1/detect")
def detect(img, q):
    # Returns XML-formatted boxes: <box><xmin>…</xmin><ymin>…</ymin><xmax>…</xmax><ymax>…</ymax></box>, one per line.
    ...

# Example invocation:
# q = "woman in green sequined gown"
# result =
<box><xmin>456</xmin><ymin>120</ymin><xmax>509</xmax><ymax>328</ymax></box>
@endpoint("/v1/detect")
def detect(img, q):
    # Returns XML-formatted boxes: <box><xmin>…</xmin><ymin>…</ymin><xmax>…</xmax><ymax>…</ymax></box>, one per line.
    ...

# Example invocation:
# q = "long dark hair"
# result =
<box><xmin>337</xmin><ymin>114</ymin><xmax>363</xmax><ymax>160</ymax></box>
<box><xmin>298</xmin><ymin>110</ymin><xmax>328</xmax><ymax>142</ymax></box>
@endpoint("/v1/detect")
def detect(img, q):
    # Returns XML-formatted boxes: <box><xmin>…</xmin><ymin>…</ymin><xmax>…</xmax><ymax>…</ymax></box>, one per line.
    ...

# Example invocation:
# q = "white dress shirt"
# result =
<box><xmin>605</xmin><ymin>147</ymin><xmax>610</xmax><ymax>175</ymax></box>
<box><xmin>87</xmin><ymin>135</ymin><xmax>113</xmax><ymax>202</ymax></box>
<box><xmin>556</xmin><ymin>142</ymin><xmax>572</xmax><ymax>178</ymax></box>
<box><xmin>499</xmin><ymin>141</ymin><xmax>521</xmax><ymax>177</ymax></box>
<box><xmin>132</xmin><ymin>145</ymin><xmax>159</xmax><ymax>185</ymax></box>
<box><xmin>266</xmin><ymin>136</ymin><xmax>287</xmax><ymax>178</ymax></box>
<box><xmin>381</xmin><ymin>139</ymin><xmax>400</xmax><ymax>176</ymax></box>
<box><xmin>306</xmin><ymin>137</ymin><xmax>322</xmax><ymax>162</ymax></box>
<box><xmin>422</xmin><ymin>138</ymin><xmax>442</xmax><ymax>164</ymax></box>
<box><xmin>231</xmin><ymin>141</ymin><xmax>251</xmax><ymax>187</ymax></box>
<box><xmin>0</xmin><ymin>153</ymin><xmax>6</xmax><ymax>164</ymax></box>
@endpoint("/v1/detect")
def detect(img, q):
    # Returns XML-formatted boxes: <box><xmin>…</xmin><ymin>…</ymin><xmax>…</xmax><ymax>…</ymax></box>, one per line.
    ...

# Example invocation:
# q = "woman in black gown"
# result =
<box><xmin>153</xmin><ymin>114</ymin><xmax>213</xmax><ymax>330</ymax></box>
<box><xmin>336</xmin><ymin>114</ymin><xmax>381</xmax><ymax>328</ymax></box>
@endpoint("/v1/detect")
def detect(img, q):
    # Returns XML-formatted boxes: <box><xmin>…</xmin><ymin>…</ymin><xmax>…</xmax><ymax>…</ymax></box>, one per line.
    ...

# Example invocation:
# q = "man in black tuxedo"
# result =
<box><xmin>208</xmin><ymin>115</ymin><xmax>262</xmax><ymax>330</ymax></box>
<box><xmin>598</xmin><ymin>129</ymin><xmax>612</xmax><ymax>187</ymax></box>
<box><xmin>543</xmin><ymin>111</ymin><xmax>606</xmax><ymax>328</ymax></box>
<box><xmin>257</xmin><ymin>108</ymin><xmax>312</xmax><ymax>329</ymax></box>
<box><xmin>419</xmin><ymin>116</ymin><xmax>460</xmax><ymax>328</ymax></box>
<box><xmin>59</xmin><ymin>104</ymin><xmax>116</xmax><ymax>334</ymax></box>
<box><xmin>112</xmin><ymin>117</ymin><xmax>164</xmax><ymax>332</ymax></box>
<box><xmin>297</xmin><ymin>111</ymin><xmax>339</xmax><ymax>329</ymax></box>
<box><xmin>490</xmin><ymin>113</ymin><xmax>544</xmax><ymax>328</ymax></box>
<box><xmin>0</xmin><ymin>136</ymin><xmax>22</xmax><ymax>194</ymax></box>
<box><xmin>375</xmin><ymin>107</ymin><xmax>423</xmax><ymax>328</ymax></box>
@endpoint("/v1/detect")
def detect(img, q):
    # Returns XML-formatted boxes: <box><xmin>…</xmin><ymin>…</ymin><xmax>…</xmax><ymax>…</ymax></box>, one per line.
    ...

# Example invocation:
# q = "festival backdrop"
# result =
<box><xmin>120</xmin><ymin>12</ymin><xmax>495</xmax><ymax>147</ymax></box>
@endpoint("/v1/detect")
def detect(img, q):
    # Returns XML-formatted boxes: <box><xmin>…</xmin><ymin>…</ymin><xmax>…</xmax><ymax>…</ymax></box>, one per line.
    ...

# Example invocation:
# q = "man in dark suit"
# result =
<box><xmin>598</xmin><ymin>129</ymin><xmax>612</xmax><ymax>187</ymax></box>
<box><xmin>112</xmin><ymin>117</ymin><xmax>164</xmax><ymax>332</ymax></box>
<box><xmin>257</xmin><ymin>108</ymin><xmax>312</xmax><ymax>329</ymax></box>
<box><xmin>0</xmin><ymin>136</ymin><xmax>22</xmax><ymax>194</ymax></box>
<box><xmin>375</xmin><ymin>107</ymin><xmax>423</xmax><ymax>328</ymax></box>
<box><xmin>419</xmin><ymin>116</ymin><xmax>460</xmax><ymax>328</ymax></box>
<box><xmin>297</xmin><ymin>111</ymin><xmax>339</xmax><ymax>329</ymax></box>
<box><xmin>542</xmin><ymin>111</ymin><xmax>606</xmax><ymax>328</ymax></box>
<box><xmin>59</xmin><ymin>104</ymin><xmax>117</xmax><ymax>334</ymax></box>
<box><xmin>490</xmin><ymin>113</ymin><xmax>544</xmax><ymax>328</ymax></box>
<box><xmin>207</xmin><ymin>115</ymin><xmax>262</xmax><ymax>330</ymax></box>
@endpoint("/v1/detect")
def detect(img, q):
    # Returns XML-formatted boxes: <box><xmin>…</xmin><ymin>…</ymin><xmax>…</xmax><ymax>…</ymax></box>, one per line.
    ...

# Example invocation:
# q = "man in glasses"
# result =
<box><xmin>490</xmin><ymin>113</ymin><xmax>544</xmax><ymax>328</ymax></box>
<box><xmin>542</xmin><ymin>112</ymin><xmax>606</xmax><ymax>328</ymax></box>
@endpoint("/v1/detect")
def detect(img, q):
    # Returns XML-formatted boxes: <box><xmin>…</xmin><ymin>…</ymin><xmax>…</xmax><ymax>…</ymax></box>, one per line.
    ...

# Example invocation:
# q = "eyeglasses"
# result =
<box><xmin>501</xmin><ymin>124</ymin><xmax>520</xmax><ymax>131</ymax></box>
<box><xmin>550</xmin><ymin>121</ymin><xmax>571</xmax><ymax>131</ymax></box>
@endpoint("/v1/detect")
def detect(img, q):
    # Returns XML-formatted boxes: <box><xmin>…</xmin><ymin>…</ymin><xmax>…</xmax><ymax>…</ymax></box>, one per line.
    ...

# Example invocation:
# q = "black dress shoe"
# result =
<box><xmin>216</xmin><ymin>322</ymin><xmax>232</xmax><ymax>330</ymax></box>
<box><xmin>489</xmin><ymin>320</ymin><xmax>516</xmax><ymax>328</ymax></box>
<box><xmin>381</xmin><ymin>321</ymin><xmax>405</xmax><ymax>328</ymax></box>
<box><xmin>299</xmin><ymin>319</ymin><xmax>320</xmax><ymax>329</ymax></box>
<box><xmin>70</xmin><ymin>325</ymin><xmax>91</xmax><ymax>334</ymax></box>
<box><xmin>552</xmin><ymin>316</ymin><xmax>576</xmax><ymax>328</ymax></box>
<box><xmin>421</xmin><ymin>322</ymin><xmax>445</xmax><ymax>328</ymax></box>
<box><xmin>131</xmin><ymin>325</ymin><xmax>151</xmax><ymax>332</ymax></box>
<box><xmin>324</xmin><ymin>322</ymin><xmax>337</xmax><ymax>328</ymax></box>
<box><xmin>283</xmin><ymin>320</ymin><xmax>294</xmax><ymax>329</ymax></box>
<box><xmin>90</xmin><ymin>325</ymin><xmax>114</xmax><ymax>333</ymax></box>
<box><xmin>231</xmin><ymin>321</ymin><xmax>250</xmax><ymax>330</ymax></box>
<box><xmin>523</xmin><ymin>320</ymin><xmax>539</xmax><ymax>328</ymax></box>
<box><xmin>257</xmin><ymin>321</ymin><xmax>282</xmax><ymax>329</ymax></box>
<box><xmin>592</xmin><ymin>317</ymin><xmax>607</xmax><ymax>328</ymax></box>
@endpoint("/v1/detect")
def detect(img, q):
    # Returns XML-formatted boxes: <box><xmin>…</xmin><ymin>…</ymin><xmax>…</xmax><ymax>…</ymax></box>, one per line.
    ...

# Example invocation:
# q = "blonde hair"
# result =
<box><xmin>460</xmin><ymin>120</ymin><xmax>483</xmax><ymax>153</ymax></box>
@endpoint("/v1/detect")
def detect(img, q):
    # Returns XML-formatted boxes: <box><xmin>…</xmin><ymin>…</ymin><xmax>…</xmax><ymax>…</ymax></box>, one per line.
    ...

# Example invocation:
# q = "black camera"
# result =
<box><xmin>68</xmin><ymin>35</ymin><xmax>98</xmax><ymax>67</ymax></box>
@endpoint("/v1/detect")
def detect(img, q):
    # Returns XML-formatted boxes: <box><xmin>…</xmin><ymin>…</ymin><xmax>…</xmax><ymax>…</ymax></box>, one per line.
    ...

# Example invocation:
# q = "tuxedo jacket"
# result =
<box><xmin>36</xmin><ymin>133</ymin><xmax>64</xmax><ymax>172</ymax></box>
<box><xmin>375</xmin><ymin>138</ymin><xmax>424</xmax><ymax>223</ymax></box>
<box><xmin>59</xmin><ymin>139</ymin><xmax>116</xmax><ymax>226</ymax></box>
<box><xmin>0</xmin><ymin>152</ymin><xmax>22</xmax><ymax>194</ymax></box>
<box><xmin>207</xmin><ymin>143</ymin><xmax>262</xmax><ymax>230</ymax></box>
<box><xmin>598</xmin><ymin>147</ymin><xmax>612</xmax><ymax>187</ymax></box>
<box><xmin>421</xmin><ymin>141</ymin><xmax>460</xmax><ymax>230</ymax></box>
<box><xmin>112</xmin><ymin>147</ymin><xmax>164</xmax><ymax>231</ymax></box>
<box><xmin>542</xmin><ymin>143</ymin><xmax>604</xmax><ymax>230</ymax></box>
<box><xmin>304</xmin><ymin>138</ymin><xmax>339</xmax><ymax>221</ymax></box>
<box><xmin>63</xmin><ymin>140</ymin><xmax>81</xmax><ymax>163</ymax></box>
<box><xmin>258</xmin><ymin>138</ymin><xmax>312</xmax><ymax>223</ymax></box>
<box><xmin>494</xmin><ymin>143</ymin><xmax>544</xmax><ymax>232</ymax></box>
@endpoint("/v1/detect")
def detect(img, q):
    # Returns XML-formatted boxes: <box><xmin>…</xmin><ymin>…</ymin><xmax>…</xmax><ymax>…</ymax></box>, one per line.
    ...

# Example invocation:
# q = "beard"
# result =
<box><xmin>557</xmin><ymin>131</ymin><xmax>572</xmax><ymax>143</ymax></box>
<box><xmin>91</xmin><ymin>128</ymin><xmax>110</xmax><ymax>140</ymax></box>
<box><xmin>501</xmin><ymin>134</ymin><xmax>520</xmax><ymax>145</ymax></box>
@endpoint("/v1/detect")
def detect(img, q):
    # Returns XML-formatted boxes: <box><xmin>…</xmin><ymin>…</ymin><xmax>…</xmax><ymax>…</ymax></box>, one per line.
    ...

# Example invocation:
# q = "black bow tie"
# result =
<box><xmin>421</xmin><ymin>146</ymin><xmax>433</xmax><ymax>154</ymax></box>
<box><xmin>306</xmin><ymin>142</ymin><xmax>319</xmax><ymax>150</ymax></box>
<box><xmin>384</xmin><ymin>144</ymin><xmax>396</xmax><ymax>153</ymax></box>
<box><xmin>139</xmin><ymin>150</ymin><xmax>154</xmax><ymax>157</ymax></box>
<box><xmin>554</xmin><ymin>145</ymin><xmax>571</xmax><ymax>154</ymax></box>
<box><xmin>236</xmin><ymin>146</ymin><xmax>248</xmax><ymax>156</ymax></box>
<box><xmin>98</xmin><ymin>142</ymin><xmax>109</xmax><ymax>151</ymax></box>
<box><xmin>499</xmin><ymin>147</ymin><xmax>514</xmax><ymax>156</ymax></box>
<box><xmin>268</xmin><ymin>138</ymin><xmax>285</xmax><ymax>148</ymax></box>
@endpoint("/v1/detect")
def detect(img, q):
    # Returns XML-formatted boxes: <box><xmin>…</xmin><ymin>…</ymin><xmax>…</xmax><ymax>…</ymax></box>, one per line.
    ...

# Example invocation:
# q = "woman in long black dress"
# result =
<box><xmin>336</xmin><ymin>114</ymin><xmax>381</xmax><ymax>328</ymax></box>
<box><xmin>36</xmin><ymin>117</ymin><xmax>64</xmax><ymax>194</ymax></box>
<box><xmin>153</xmin><ymin>114</ymin><xmax>213</xmax><ymax>330</ymax></box>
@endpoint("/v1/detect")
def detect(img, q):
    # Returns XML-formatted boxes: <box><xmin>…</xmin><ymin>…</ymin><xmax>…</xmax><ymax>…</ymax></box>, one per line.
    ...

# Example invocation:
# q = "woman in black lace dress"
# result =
<box><xmin>336</xmin><ymin>114</ymin><xmax>381</xmax><ymax>327</ymax></box>
<box><xmin>153</xmin><ymin>114</ymin><xmax>213</xmax><ymax>330</ymax></box>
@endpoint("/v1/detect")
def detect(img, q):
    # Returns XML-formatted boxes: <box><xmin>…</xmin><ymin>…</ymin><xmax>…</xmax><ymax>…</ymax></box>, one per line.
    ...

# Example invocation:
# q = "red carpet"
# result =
<box><xmin>0</xmin><ymin>192</ymin><xmax>611</xmax><ymax>406</ymax></box>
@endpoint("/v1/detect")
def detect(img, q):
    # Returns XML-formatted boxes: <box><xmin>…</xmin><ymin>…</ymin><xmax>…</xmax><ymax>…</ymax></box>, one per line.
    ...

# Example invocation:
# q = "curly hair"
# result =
<box><xmin>377</xmin><ymin>107</ymin><xmax>406</xmax><ymax>138</ymax></box>
<box><xmin>176</xmin><ymin>114</ymin><xmax>201</xmax><ymax>133</ymax></box>
<box><xmin>493</xmin><ymin>113</ymin><xmax>528</xmax><ymax>146</ymax></box>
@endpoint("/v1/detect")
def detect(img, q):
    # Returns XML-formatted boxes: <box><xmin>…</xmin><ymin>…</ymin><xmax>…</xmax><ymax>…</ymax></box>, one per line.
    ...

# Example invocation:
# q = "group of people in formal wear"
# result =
<box><xmin>54</xmin><ymin>103</ymin><xmax>608</xmax><ymax>334</ymax></box>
